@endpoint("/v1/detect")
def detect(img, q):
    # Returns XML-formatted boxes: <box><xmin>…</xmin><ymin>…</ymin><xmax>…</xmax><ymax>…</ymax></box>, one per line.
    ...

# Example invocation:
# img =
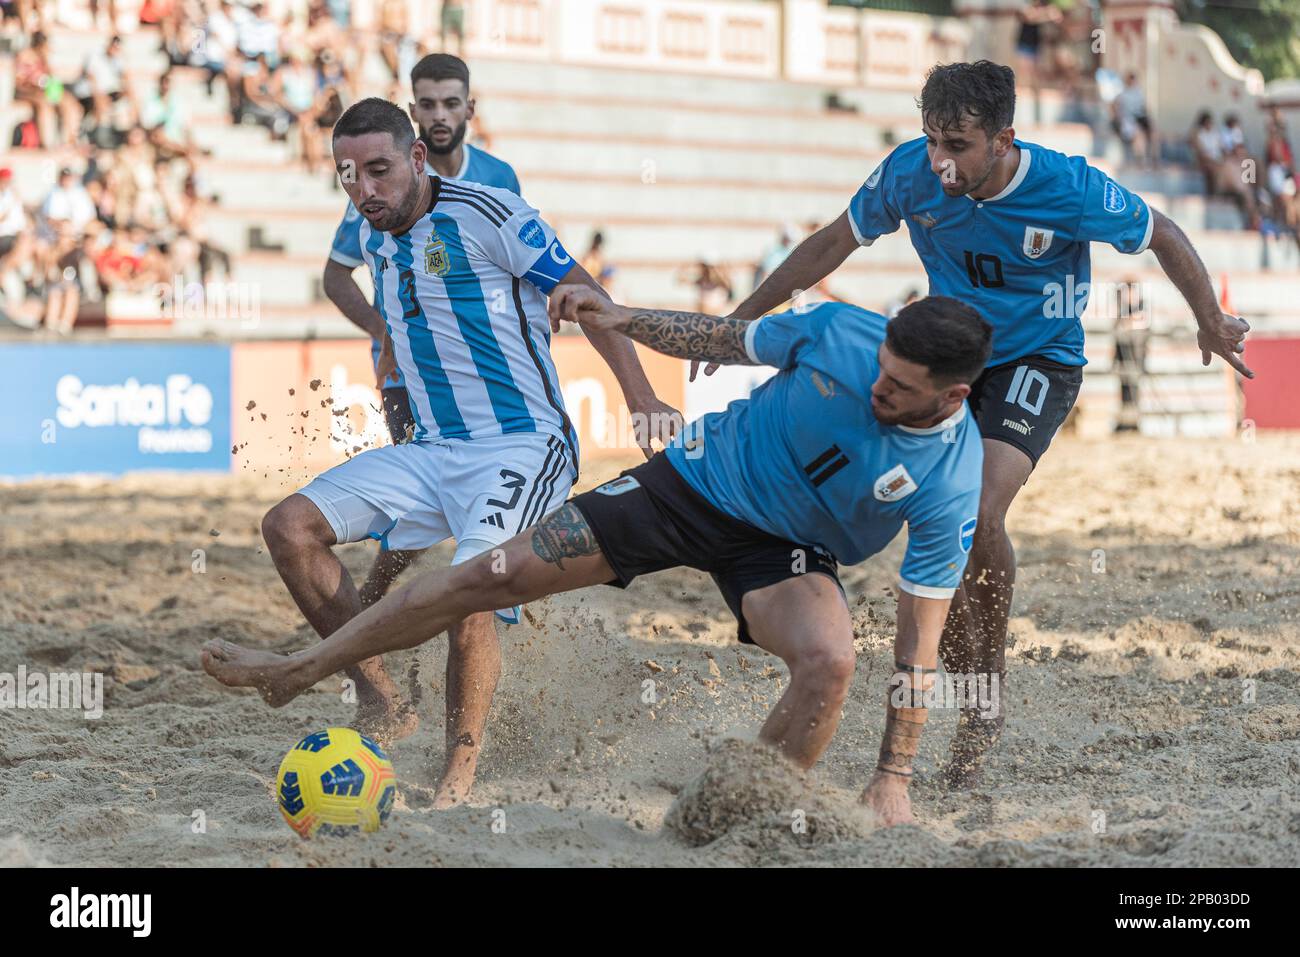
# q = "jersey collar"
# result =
<box><xmin>967</xmin><ymin>144</ymin><xmax>1031</xmax><ymax>203</ymax></box>
<box><xmin>896</xmin><ymin>401</ymin><xmax>967</xmax><ymax>435</ymax></box>
<box><xmin>454</xmin><ymin>143</ymin><xmax>473</xmax><ymax>180</ymax></box>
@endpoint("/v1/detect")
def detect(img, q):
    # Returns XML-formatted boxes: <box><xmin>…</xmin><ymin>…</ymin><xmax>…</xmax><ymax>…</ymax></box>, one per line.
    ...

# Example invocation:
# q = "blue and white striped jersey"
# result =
<box><xmin>330</xmin><ymin>145</ymin><xmax>521</xmax><ymax>386</ymax></box>
<box><xmin>358</xmin><ymin>176</ymin><xmax>579</xmax><ymax>461</ymax></box>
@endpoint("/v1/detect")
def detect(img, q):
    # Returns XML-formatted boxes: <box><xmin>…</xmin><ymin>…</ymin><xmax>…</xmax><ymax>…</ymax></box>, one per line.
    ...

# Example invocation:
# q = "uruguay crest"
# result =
<box><xmin>1022</xmin><ymin>226</ymin><xmax>1054</xmax><ymax>259</ymax></box>
<box><xmin>424</xmin><ymin>230</ymin><xmax>450</xmax><ymax>276</ymax></box>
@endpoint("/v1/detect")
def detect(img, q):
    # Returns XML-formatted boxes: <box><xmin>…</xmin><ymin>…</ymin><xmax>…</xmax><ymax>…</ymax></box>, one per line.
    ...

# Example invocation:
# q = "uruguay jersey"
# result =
<box><xmin>328</xmin><ymin>144</ymin><xmax>522</xmax><ymax>386</ymax></box>
<box><xmin>359</xmin><ymin>175</ymin><xmax>579</xmax><ymax>460</ymax></box>
<box><xmin>849</xmin><ymin>137</ymin><xmax>1153</xmax><ymax>367</ymax></box>
<box><xmin>663</xmin><ymin>303</ymin><xmax>983</xmax><ymax>598</ymax></box>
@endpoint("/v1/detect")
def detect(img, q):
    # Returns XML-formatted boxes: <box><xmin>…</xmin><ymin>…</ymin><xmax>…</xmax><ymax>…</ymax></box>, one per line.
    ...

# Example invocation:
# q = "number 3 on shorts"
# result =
<box><xmin>1004</xmin><ymin>365</ymin><xmax>1051</xmax><ymax>416</ymax></box>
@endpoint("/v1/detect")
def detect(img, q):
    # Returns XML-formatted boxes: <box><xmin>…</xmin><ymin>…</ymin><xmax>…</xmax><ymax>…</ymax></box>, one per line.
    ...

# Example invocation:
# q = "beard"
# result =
<box><xmin>369</xmin><ymin>168</ymin><xmax>425</xmax><ymax>233</ymax></box>
<box><xmin>419</xmin><ymin>119</ymin><xmax>468</xmax><ymax>157</ymax></box>
<box><xmin>873</xmin><ymin>393</ymin><xmax>947</xmax><ymax>428</ymax></box>
<box><xmin>943</xmin><ymin>145</ymin><xmax>999</xmax><ymax>197</ymax></box>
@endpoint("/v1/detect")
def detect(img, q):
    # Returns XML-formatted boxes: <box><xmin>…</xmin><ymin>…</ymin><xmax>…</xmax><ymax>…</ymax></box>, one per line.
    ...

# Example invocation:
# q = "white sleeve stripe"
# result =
<box><xmin>897</xmin><ymin>578</ymin><xmax>957</xmax><ymax>599</ymax></box>
<box><xmin>1131</xmin><ymin>207</ymin><xmax>1155</xmax><ymax>254</ymax></box>
<box><xmin>743</xmin><ymin>317</ymin><xmax>764</xmax><ymax>364</ymax></box>
<box><xmin>328</xmin><ymin>250</ymin><xmax>364</xmax><ymax>268</ymax></box>
<box><xmin>846</xmin><ymin>211</ymin><xmax>872</xmax><ymax>247</ymax></box>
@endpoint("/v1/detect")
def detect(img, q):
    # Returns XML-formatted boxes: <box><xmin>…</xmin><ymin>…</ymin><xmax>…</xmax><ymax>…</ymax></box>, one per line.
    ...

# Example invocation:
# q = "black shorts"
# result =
<box><xmin>968</xmin><ymin>355</ymin><xmax>1083</xmax><ymax>467</ymax></box>
<box><xmin>569</xmin><ymin>454</ymin><xmax>842</xmax><ymax>645</ymax></box>
<box><xmin>381</xmin><ymin>387</ymin><xmax>415</xmax><ymax>445</ymax></box>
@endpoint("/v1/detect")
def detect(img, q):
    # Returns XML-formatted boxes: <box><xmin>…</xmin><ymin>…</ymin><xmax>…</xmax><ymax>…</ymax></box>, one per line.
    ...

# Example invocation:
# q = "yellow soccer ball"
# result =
<box><xmin>276</xmin><ymin>727</ymin><xmax>397</xmax><ymax>838</ymax></box>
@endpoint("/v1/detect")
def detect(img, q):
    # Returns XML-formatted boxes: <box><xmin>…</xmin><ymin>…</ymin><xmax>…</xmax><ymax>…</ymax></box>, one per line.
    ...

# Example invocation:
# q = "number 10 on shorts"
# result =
<box><xmin>1004</xmin><ymin>365</ymin><xmax>1050</xmax><ymax>416</ymax></box>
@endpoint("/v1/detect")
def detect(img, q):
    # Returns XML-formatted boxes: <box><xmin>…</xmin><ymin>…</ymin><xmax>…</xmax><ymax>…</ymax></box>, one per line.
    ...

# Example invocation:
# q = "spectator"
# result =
<box><xmin>236</xmin><ymin>1</ymin><xmax>280</xmax><ymax>69</ymax></box>
<box><xmin>1191</xmin><ymin>111</ymin><xmax>1224</xmax><ymax>194</ymax></box>
<box><xmin>1015</xmin><ymin>0</ymin><xmax>1062</xmax><ymax>89</ymax></box>
<box><xmin>378</xmin><ymin>0</ymin><xmax>409</xmax><ymax>82</ymax></box>
<box><xmin>0</xmin><ymin>167</ymin><xmax>32</xmax><ymax>309</ymax></box>
<box><xmin>90</xmin><ymin>0</ymin><xmax>120</xmax><ymax>32</ymax></box>
<box><xmin>1112</xmin><ymin>72</ymin><xmax>1155</xmax><ymax>168</ymax></box>
<box><xmin>38</xmin><ymin>168</ymin><xmax>97</xmax><ymax>335</ymax></box>
<box><xmin>15</xmin><ymin>32</ymin><xmax>80</xmax><ymax>148</ymax></box>
<box><xmin>581</xmin><ymin>230</ymin><xmax>616</xmax><ymax>298</ymax></box>
<box><xmin>71</xmin><ymin>35</ymin><xmax>135</xmax><ymax>145</ymax></box>
<box><xmin>676</xmin><ymin>254</ymin><xmax>732</xmax><ymax>315</ymax></box>
<box><xmin>237</xmin><ymin>53</ymin><xmax>292</xmax><ymax>140</ymax></box>
<box><xmin>1222</xmin><ymin>114</ymin><xmax>1249</xmax><ymax>160</ymax></box>
<box><xmin>277</xmin><ymin>51</ymin><xmax>323</xmax><ymax>168</ymax></box>
<box><xmin>199</xmin><ymin>0</ymin><xmax>239</xmax><ymax>98</ymax></box>
<box><xmin>1265</xmin><ymin>108</ymin><xmax>1299</xmax><ymax>252</ymax></box>
<box><xmin>440</xmin><ymin>1</ymin><xmax>466</xmax><ymax>57</ymax></box>
<box><xmin>752</xmin><ymin>223</ymin><xmax>797</xmax><ymax>293</ymax></box>
<box><xmin>167</xmin><ymin>174</ymin><xmax>231</xmax><ymax>285</ymax></box>
<box><xmin>10</xmin><ymin>102</ymin><xmax>42</xmax><ymax>150</ymax></box>
<box><xmin>141</xmin><ymin>71</ymin><xmax>198</xmax><ymax>161</ymax></box>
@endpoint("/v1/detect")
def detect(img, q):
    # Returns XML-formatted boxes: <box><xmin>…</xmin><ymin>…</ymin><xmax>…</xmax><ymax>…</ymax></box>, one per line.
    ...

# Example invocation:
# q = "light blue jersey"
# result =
<box><xmin>849</xmin><ymin>137</ymin><xmax>1153</xmax><ymax>367</ymax></box>
<box><xmin>359</xmin><ymin>176</ymin><xmax>578</xmax><ymax>461</ymax></box>
<box><xmin>664</xmin><ymin>303</ymin><xmax>983</xmax><ymax>598</ymax></box>
<box><xmin>328</xmin><ymin>144</ymin><xmax>522</xmax><ymax>386</ymax></box>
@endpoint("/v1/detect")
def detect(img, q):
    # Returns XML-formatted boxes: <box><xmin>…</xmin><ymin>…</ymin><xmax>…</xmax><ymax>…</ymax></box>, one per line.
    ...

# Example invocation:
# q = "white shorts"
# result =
<box><xmin>297</xmin><ymin>431</ymin><xmax>575</xmax><ymax>623</ymax></box>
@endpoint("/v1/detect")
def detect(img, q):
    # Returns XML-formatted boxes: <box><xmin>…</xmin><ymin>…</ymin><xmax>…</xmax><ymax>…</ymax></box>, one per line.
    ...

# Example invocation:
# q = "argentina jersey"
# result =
<box><xmin>359</xmin><ymin>176</ymin><xmax>578</xmax><ymax>460</ymax></box>
<box><xmin>664</xmin><ymin>303</ymin><xmax>983</xmax><ymax>598</ymax></box>
<box><xmin>848</xmin><ymin>137</ymin><xmax>1153</xmax><ymax>367</ymax></box>
<box><xmin>328</xmin><ymin>144</ymin><xmax>522</xmax><ymax>386</ymax></box>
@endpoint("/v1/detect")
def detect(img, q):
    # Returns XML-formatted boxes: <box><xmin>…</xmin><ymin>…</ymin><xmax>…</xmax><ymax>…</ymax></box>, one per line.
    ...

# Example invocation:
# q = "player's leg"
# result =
<box><xmin>743</xmin><ymin>573</ymin><xmax>857</xmax><ymax>768</ymax></box>
<box><xmin>431</xmin><ymin>434</ymin><xmax>576</xmax><ymax>808</ymax></box>
<box><xmin>260</xmin><ymin>491</ymin><xmax>414</xmax><ymax>740</ymax></box>
<box><xmin>938</xmin><ymin>438</ymin><xmax>1029</xmax><ymax>786</ymax></box>
<box><xmin>201</xmin><ymin>503</ymin><xmax>616</xmax><ymax>706</ymax></box>
<box><xmin>939</xmin><ymin>356</ymin><xmax>1081</xmax><ymax>787</ymax></box>
<box><xmin>353</xmin><ymin>388</ymin><xmax>424</xmax><ymax>609</ymax></box>
<box><xmin>437</xmin><ymin>605</ymin><xmax>498</xmax><ymax>808</ymax></box>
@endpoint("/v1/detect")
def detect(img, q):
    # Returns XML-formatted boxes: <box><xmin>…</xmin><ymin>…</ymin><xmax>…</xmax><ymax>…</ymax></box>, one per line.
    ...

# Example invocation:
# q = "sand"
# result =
<box><xmin>2</xmin><ymin>435</ymin><xmax>1300</xmax><ymax>867</ymax></box>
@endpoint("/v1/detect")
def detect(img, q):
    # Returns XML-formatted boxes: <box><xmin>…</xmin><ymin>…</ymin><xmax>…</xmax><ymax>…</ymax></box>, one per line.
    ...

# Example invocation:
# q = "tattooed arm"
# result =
<box><xmin>547</xmin><ymin>285</ymin><xmax>757</xmax><ymax>366</ymax></box>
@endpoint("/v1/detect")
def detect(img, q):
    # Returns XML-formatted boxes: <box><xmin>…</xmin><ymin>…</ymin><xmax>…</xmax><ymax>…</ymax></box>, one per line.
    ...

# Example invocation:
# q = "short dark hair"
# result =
<box><xmin>332</xmin><ymin>97</ymin><xmax>417</xmax><ymax>152</ymax></box>
<box><xmin>885</xmin><ymin>296</ymin><xmax>993</xmax><ymax>386</ymax></box>
<box><xmin>918</xmin><ymin>61</ymin><xmax>1016</xmax><ymax>139</ymax></box>
<box><xmin>410</xmin><ymin>53</ymin><xmax>470</xmax><ymax>92</ymax></box>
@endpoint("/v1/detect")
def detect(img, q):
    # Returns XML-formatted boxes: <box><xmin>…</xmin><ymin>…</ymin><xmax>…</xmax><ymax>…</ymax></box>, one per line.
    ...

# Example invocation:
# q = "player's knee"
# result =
<box><xmin>262</xmin><ymin>496</ymin><xmax>331</xmax><ymax>553</ymax></box>
<box><xmin>792</xmin><ymin>637</ymin><xmax>857</xmax><ymax>698</ymax></box>
<box><xmin>975</xmin><ymin>501</ymin><xmax>1009</xmax><ymax>542</ymax></box>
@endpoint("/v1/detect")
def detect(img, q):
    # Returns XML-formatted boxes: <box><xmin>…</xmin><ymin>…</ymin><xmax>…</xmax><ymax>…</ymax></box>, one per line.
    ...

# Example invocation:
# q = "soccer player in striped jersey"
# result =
<box><xmin>702</xmin><ymin>61</ymin><xmax>1252</xmax><ymax>788</ymax></box>
<box><xmin>322</xmin><ymin>55</ymin><xmax>521</xmax><ymax>616</ymax></box>
<box><xmin>271</xmin><ymin>98</ymin><xmax>677</xmax><ymax>807</ymax></box>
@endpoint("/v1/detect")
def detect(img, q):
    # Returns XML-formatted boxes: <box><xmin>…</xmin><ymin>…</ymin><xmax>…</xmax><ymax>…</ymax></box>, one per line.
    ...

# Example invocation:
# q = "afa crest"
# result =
<box><xmin>424</xmin><ymin>230</ymin><xmax>450</xmax><ymax>276</ymax></box>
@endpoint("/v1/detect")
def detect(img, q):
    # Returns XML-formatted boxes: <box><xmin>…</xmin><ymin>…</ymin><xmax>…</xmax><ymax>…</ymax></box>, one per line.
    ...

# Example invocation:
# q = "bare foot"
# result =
<box><xmin>432</xmin><ymin>742</ymin><xmax>480</xmax><ymax>809</ymax></box>
<box><xmin>860</xmin><ymin>772</ymin><xmax>914</xmax><ymax>827</ymax></box>
<box><xmin>356</xmin><ymin>696</ymin><xmax>420</xmax><ymax>749</ymax></box>
<box><xmin>942</xmin><ymin>710</ymin><xmax>1004</xmax><ymax>790</ymax></box>
<box><xmin>199</xmin><ymin>638</ymin><xmax>312</xmax><ymax>707</ymax></box>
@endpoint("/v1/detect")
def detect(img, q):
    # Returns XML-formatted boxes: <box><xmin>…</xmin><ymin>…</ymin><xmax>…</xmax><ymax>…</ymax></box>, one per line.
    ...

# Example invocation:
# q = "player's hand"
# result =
<box><xmin>629</xmin><ymin>396</ymin><xmax>683</xmax><ymax>460</ymax></box>
<box><xmin>548</xmin><ymin>285</ymin><xmax>624</xmax><ymax>333</ymax></box>
<box><xmin>688</xmin><ymin>359</ymin><xmax>722</xmax><ymax>382</ymax></box>
<box><xmin>375</xmin><ymin>331</ymin><xmax>397</xmax><ymax>387</ymax></box>
<box><xmin>1198</xmin><ymin>312</ymin><xmax>1253</xmax><ymax>378</ymax></box>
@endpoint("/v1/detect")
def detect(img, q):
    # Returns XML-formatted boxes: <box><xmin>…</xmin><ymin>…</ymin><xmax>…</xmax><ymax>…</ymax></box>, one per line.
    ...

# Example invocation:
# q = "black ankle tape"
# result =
<box><xmin>894</xmin><ymin>659</ymin><xmax>936</xmax><ymax>674</ymax></box>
